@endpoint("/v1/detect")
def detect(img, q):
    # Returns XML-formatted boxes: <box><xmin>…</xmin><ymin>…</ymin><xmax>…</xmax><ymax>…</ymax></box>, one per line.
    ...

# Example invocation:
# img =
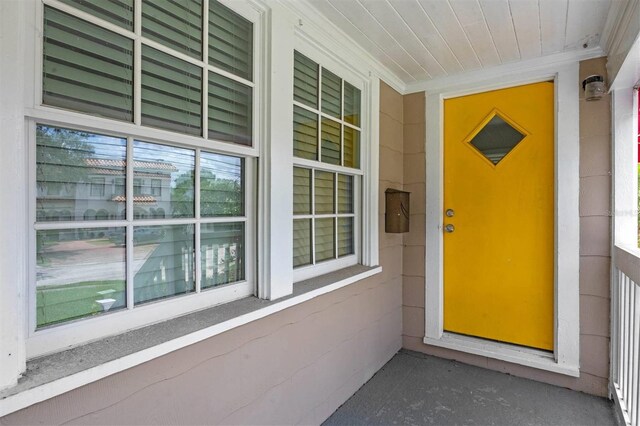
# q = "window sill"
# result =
<box><xmin>0</xmin><ymin>265</ymin><xmax>381</xmax><ymax>417</ymax></box>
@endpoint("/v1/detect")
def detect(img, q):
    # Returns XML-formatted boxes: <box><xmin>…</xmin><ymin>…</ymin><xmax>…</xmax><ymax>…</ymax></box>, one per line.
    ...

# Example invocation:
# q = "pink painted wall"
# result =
<box><xmin>402</xmin><ymin>57</ymin><xmax>612</xmax><ymax>397</ymax></box>
<box><xmin>0</xmin><ymin>82</ymin><xmax>404</xmax><ymax>426</ymax></box>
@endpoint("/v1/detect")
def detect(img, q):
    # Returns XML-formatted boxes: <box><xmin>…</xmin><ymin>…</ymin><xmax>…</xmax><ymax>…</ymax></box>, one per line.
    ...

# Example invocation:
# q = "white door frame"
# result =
<box><xmin>423</xmin><ymin>63</ymin><xmax>581</xmax><ymax>377</ymax></box>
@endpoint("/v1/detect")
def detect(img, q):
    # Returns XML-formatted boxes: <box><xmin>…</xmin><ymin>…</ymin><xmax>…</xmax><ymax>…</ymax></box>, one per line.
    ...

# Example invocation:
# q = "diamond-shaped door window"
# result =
<box><xmin>469</xmin><ymin>114</ymin><xmax>525</xmax><ymax>165</ymax></box>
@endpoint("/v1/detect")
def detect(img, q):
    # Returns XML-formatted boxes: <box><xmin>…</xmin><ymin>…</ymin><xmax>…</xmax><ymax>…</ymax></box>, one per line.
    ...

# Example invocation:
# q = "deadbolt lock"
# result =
<box><xmin>444</xmin><ymin>224</ymin><xmax>455</xmax><ymax>233</ymax></box>
<box><xmin>445</xmin><ymin>209</ymin><xmax>455</xmax><ymax>217</ymax></box>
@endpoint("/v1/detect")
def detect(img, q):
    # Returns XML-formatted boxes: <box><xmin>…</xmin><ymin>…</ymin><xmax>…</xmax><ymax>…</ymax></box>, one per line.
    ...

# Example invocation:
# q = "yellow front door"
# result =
<box><xmin>443</xmin><ymin>82</ymin><xmax>555</xmax><ymax>351</ymax></box>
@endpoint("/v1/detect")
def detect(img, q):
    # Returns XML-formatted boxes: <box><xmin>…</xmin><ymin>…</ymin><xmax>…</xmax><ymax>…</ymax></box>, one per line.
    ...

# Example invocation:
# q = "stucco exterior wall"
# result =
<box><xmin>0</xmin><ymin>82</ymin><xmax>404</xmax><ymax>425</ymax></box>
<box><xmin>402</xmin><ymin>57</ymin><xmax>612</xmax><ymax>397</ymax></box>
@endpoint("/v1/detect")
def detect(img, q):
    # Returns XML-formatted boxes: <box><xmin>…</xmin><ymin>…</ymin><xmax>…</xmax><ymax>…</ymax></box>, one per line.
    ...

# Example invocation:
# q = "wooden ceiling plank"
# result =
<box><xmin>564</xmin><ymin>0</ymin><xmax>611</xmax><ymax>50</ymax></box>
<box><xmin>539</xmin><ymin>0</ymin><xmax>569</xmax><ymax>55</ymax></box>
<box><xmin>391</xmin><ymin>0</ymin><xmax>464</xmax><ymax>75</ymax></box>
<box><xmin>448</xmin><ymin>0</ymin><xmax>501</xmax><ymax>68</ymax></box>
<box><xmin>362</xmin><ymin>0</ymin><xmax>446</xmax><ymax>78</ymax></box>
<box><xmin>306</xmin><ymin>0</ymin><xmax>418</xmax><ymax>82</ymax></box>
<box><xmin>326</xmin><ymin>0</ymin><xmax>430</xmax><ymax>79</ymax></box>
<box><xmin>509</xmin><ymin>0</ymin><xmax>542</xmax><ymax>59</ymax></box>
<box><xmin>478</xmin><ymin>0</ymin><xmax>521</xmax><ymax>63</ymax></box>
<box><xmin>417</xmin><ymin>0</ymin><xmax>482</xmax><ymax>71</ymax></box>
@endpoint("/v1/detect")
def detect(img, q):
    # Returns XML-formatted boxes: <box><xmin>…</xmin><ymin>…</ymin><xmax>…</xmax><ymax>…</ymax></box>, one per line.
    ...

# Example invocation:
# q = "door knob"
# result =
<box><xmin>445</xmin><ymin>209</ymin><xmax>455</xmax><ymax>217</ymax></box>
<box><xmin>444</xmin><ymin>224</ymin><xmax>455</xmax><ymax>233</ymax></box>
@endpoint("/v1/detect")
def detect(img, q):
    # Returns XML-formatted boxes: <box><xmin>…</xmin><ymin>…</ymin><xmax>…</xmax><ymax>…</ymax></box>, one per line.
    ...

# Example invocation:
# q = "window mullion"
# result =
<box><xmin>202</xmin><ymin>0</ymin><xmax>209</xmax><ymax>140</ymax></box>
<box><xmin>126</xmin><ymin>136</ymin><xmax>134</xmax><ymax>310</ymax></box>
<box><xmin>317</xmin><ymin>67</ymin><xmax>323</xmax><ymax>163</ymax></box>
<box><xmin>334</xmin><ymin>173</ymin><xmax>338</xmax><ymax>259</ymax></box>
<box><xmin>133</xmin><ymin>0</ymin><xmax>142</xmax><ymax>126</ymax></box>
<box><xmin>340</xmin><ymin>79</ymin><xmax>345</xmax><ymax>166</ymax></box>
<box><xmin>195</xmin><ymin>148</ymin><xmax>202</xmax><ymax>293</ymax></box>
<box><xmin>311</xmin><ymin>169</ymin><xmax>316</xmax><ymax>265</ymax></box>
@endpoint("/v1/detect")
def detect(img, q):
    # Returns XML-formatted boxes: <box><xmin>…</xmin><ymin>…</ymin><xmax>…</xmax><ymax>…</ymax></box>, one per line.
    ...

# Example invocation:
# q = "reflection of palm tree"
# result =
<box><xmin>36</xmin><ymin>126</ymin><xmax>95</xmax><ymax>254</ymax></box>
<box><xmin>36</xmin><ymin>126</ymin><xmax>94</xmax><ymax>193</ymax></box>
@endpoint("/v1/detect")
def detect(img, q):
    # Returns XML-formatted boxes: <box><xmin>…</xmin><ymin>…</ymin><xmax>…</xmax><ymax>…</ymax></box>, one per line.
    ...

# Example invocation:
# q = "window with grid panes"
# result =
<box><xmin>34</xmin><ymin>0</ymin><xmax>255</xmax><ymax>332</ymax></box>
<box><xmin>292</xmin><ymin>51</ymin><xmax>361</xmax><ymax>277</ymax></box>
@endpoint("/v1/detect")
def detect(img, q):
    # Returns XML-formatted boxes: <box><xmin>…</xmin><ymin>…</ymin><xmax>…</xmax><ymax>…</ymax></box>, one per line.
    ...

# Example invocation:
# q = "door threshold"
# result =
<box><xmin>423</xmin><ymin>332</ymin><xmax>579</xmax><ymax>377</ymax></box>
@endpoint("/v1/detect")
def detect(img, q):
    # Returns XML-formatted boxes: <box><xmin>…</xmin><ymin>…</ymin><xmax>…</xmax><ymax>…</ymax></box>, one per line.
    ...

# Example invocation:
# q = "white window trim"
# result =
<box><xmin>290</xmin><ymin>33</ymin><xmax>377</xmax><ymax>283</ymax></box>
<box><xmin>423</xmin><ymin>63</ymin><xmax>581</xmax><ymax>377</ymax></box>
<box><xmin>292</xmin><ymin>167</ymin><xmax>360</xmax><ymax>282</ymax></box>
<box><xmin>24</xmin><ymin>0</ymin><xmax>265</xmax><ymax>357</ymax></box>
<box><xmin>260</xmin><ymin>14</ymin><xmax>380</xmax><ymax>298</ymax></box>
<box><xmin>291</xmin><ymin>52</ymin><xmax>364</xmax><ymax>282</ymax></box>
<box><xmin>28</xmin><ymin>121</ymin><xmax>257</xmax><ymax>357</ymax></box>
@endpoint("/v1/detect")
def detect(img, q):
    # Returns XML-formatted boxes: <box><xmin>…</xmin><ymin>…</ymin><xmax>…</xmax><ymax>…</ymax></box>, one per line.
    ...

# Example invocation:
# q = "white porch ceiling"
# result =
<box><xmin>306</xmin><ymin>0</ymin><xmax>613</xmax><ymax>84</ymax></box>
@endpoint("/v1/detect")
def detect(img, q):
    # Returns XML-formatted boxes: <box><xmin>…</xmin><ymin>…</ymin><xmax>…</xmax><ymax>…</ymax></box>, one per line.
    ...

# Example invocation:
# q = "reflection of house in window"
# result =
<box><xmin>37</xmin><ymin>154</ymin><xmax>176</xmax><ymax>222</ymax></box>
<box><xmin>90</xmin><ymin>177</ymin><xmax>105</xmax><ymax>197</ymax></box>
<box><xmin>84</xmin><ymin>209</ymin><xmax>96</xmax><ymax>220</ymax></box>
<box><xmin>151</xmin><ymin>179</ymin><xmax>162</xmax><ymax>196</ymax></box>
<box><xmin>96</xmin><ymin>209</ymin><xmax>109</xmax><ymax>220</ymax></box>
<box><xmin>114</xmin><ymin>178</ymin><xmax>125</xmax><ymax>196</ymax></box>
<box><xmin>134</xmin><ymin>178</ymin><xmax>143</xmax><ymax>195</ymax></box>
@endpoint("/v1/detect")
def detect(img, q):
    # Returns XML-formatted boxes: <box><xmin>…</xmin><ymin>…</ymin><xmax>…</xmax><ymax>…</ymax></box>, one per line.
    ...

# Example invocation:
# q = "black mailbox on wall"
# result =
<box><xmin>385</xmin><ymin>188</ymin><xmax>410</xmax><ymax>233</ymax></box>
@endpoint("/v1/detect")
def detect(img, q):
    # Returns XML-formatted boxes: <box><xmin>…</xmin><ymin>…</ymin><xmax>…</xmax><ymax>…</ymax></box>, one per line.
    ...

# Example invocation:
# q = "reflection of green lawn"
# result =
<box><xmin>37</xmin><ymin>280</ymin><xmax>125</xmax><ymax>327</ymax></box>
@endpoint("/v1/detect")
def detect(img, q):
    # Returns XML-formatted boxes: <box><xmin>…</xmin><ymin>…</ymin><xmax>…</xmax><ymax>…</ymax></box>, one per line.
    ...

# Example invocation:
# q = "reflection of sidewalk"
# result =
<box><xmin>37</xmin><ymin>240</ymin><xmax>157</xmax><ymax>286</ymax></box>
<box><xmin>132</xmin><ymin>244</ymin><xmax>158</xmax><ymax>276</ymax></box>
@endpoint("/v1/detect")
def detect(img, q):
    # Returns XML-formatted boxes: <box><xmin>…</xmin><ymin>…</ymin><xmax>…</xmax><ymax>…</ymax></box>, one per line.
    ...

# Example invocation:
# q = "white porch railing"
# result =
<box><xmin>612</xmin><ymin>245</ymin><xmax>640</xmax><ymax>426</ymax></box>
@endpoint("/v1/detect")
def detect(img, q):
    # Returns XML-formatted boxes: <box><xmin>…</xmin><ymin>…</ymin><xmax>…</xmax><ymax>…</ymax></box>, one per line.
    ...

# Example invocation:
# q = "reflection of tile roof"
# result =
<box><xmin>85</xmin><ymin>159</ymin><xmax>178</xmax><ymax>171</ymax></box>
<box><xmin>112</xmin><ymin>195</ymin><xmax>157</xmax><ymax>204</ymax></box>
<box><xmin>90</xmin><ymin>169</ymin><xmax>170</xmax><ymax>178</ymax></box>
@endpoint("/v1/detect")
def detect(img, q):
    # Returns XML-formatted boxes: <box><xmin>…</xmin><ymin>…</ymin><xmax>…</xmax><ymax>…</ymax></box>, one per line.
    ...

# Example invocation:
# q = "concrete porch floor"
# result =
<box><xmin>324</xmin><ymin>350</ymin><xmax>616</xmax><ymax>425</ymax></box>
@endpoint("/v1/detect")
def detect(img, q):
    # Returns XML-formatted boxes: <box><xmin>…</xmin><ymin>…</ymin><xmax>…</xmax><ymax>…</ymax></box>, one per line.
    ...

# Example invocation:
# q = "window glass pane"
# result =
<box><xmin>343</xmin><ymin>127</ymin><xmax>360</xmax><ymax>169</ymax></box>
<box><xmin>293</xmin><ymin>106</ymin><xmax>318</xmax><ymax>160</ymax></box>
<box><xmin>90</xmin><ymin>177</ymin><xmax>105</xmax><ymax>197</ymax></box>
<box><xmin>200</xmin><ymin>152</ymin><xmax>244</xmax><ymax>216</ymax></box>
<box><xmin>294</xmin><ymin>51</ymin><xmax>318</xmax><ymax>109</ymax></box>
<box><xmin>142</xmin><ymin>0</ymin><xmax>203</xmax><ymax>59</ymax></box>
<box><xmin>209</xmin><ymin>0</ymin><xmax>253</xmax><ymax>81</ymax></box>
<box><xmin>469</xmin><ymin>115</ymin><xmax>525</xmax><ymax>165</ymax></box>
<box><xmin>201</xmin><ymin>222</ymin><xmax>245</xmax><ymax>289</ymax></box>
<box><xmin>293</xmin><ymin>219</ymin><xmax>312</xmax><ymax>268</ymax></box>
<box><xmin>321</xmin><ymin>118</ymin><xmax>341</xmax><ymax>165</ymax></box>
<box><xmin>338</xmin><ymin>217</ymin><xmax>354</xmax><ymax>257</ymax></box>
<box><xmin>114</xmin><ymin>178</ymin><xmax>125</xmax><ymax>197</ymax></box>
<box><xmin>321</xmin><ymin>68</ymin><xmax>341</xmax><ymax>119</ymax></box>
<box><xmin>315</xmin><ymin>218</ymin><xmax>335</xmax><ymax>262</ymax></box>
<box><xmin>343</xmin><ymin>82</ymin><xmax>361</xmax><ymax>127</ymax></box>
<box><xmin>59</xmin><ymin>0</ymin><xmax>134</xmax><ymax>30</ymax></box>
<box><xmin>36</xmin><ymin>125</ymin><xmax>127</xmax><ymax>222</ymax></box>
<box><xmin>36</xmin><ymin>228</ymin><xmax>126</xmax><ymax>328</ymax></box>
<box><xmin>141</xmin><ymin>46</ymin><xmax>202</xmax><ymax>136</ymax></box>
<box><xmin>43</xmin><ymin>7</ymin><xmax>133</xmax><ymax>122</ymax></box>
<box><xmin>293</xmin><ymin>167</ymin><xmax>311</xmax><ymax>215</ymax></box>
<box><xmin>208</xmin><ymin>71</ymin><xmax>252</xmax><ymax>146</ymax></box>
<box><xmin>338</xmin><ymin>174</ymin><xmax>353</xmax><ymax>214</ymax></box>
<box><xmin>151</xmin><ymin>179</ymin><xmax>162</xmax><ymax>196</ymax></box>
<box><xmin>133</xmin><ymin>141</ymin><xmax>195</xmax><ymax>218</ymax></box>
<box><xmin>134</xmin><ymin>225</ymin><xmax>195</xmax><ymax>304</ymax></box>
<box><xmin>315</xmin><ymin>171</ymin><xmax>335</xmax><ymax>214</ymax></box>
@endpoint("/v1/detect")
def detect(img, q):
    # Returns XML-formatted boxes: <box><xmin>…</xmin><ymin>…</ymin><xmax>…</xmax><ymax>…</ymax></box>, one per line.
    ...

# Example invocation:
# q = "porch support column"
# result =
<box><xmin>258</xmin><ymin>3</ymin><xmax>294</xmax><ymax>299</ymax></box>
<box><xmin>0</xmin><ymin>0</ymin><xmax>29</xmax><ymax>390</ymax></box>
